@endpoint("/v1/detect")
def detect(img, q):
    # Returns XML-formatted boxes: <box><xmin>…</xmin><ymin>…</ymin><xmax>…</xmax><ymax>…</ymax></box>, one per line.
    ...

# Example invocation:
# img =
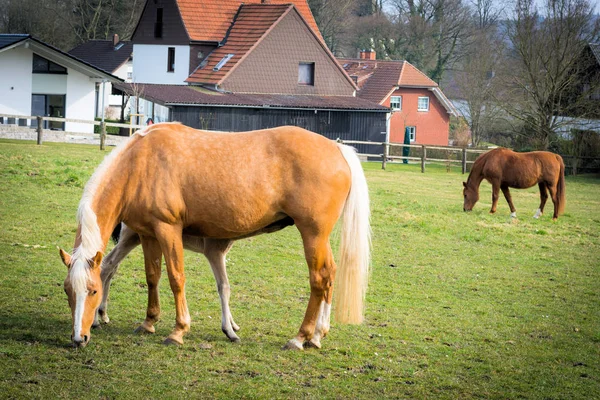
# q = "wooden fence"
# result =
<box><xmin>0</xmin><ymin>114</ymin><xmax>144</xmax><ymax>150</ymax></box>
<box><xmin>338</xmin><ymin>139</ymin><xmax>488</xmax><ymax>174</ymax></box>
<box><xmin>2</xmin><ymin>114</ymin><xmax>597</xmax><ymax>175</ymax></box>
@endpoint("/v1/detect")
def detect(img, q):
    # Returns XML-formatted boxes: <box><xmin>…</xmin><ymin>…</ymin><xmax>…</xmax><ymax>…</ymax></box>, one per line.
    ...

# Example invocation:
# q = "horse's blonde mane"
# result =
<box><xmin>69</xmin><ymin>127</ymin><xmax>151</xmax><ymax>290</ymax></box>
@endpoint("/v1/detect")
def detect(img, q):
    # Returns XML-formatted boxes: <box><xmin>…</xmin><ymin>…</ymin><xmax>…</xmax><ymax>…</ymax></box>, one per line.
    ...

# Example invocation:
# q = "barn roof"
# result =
<box><xmin>113</xmin><ymin>82</ymin><xmax>388</xmax><ymax>111</ymax></box>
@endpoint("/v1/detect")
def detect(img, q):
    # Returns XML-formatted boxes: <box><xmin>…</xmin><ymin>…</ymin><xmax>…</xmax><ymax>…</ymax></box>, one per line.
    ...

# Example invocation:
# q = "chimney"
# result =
<box><xmin>360</xmin><ymin>49</ymin><xmax>376</xmax><ymax>60</ymax></box>
<box><xmin>112</xmin><ymin>34</ymin><xmax>119</xmax><ymax>47</ymax></box>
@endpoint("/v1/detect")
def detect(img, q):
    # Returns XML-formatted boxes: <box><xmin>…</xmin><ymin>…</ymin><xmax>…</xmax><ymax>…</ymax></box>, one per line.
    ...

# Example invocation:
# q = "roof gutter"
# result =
<box><xmin>165</xmin><ymin>102</ymin><xmax>389</xmax><ymax>112</ymax></box>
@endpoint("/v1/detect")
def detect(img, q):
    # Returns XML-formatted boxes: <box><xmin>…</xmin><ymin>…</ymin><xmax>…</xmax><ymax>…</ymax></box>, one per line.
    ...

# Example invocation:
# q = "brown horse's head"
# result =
<box><xmin>59</xmin><ymin>249</ymin><xmax>103</xmax><ymax>348</ymax></box>
<box><xmin>463</xmin><ymin>181</ymin><xmax>479</xmax><ymax>211</ymax></box>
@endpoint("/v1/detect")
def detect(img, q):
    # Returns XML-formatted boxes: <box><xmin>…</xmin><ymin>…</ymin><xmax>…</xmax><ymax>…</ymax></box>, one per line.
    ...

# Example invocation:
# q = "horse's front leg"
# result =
<box><xmin>534</xmin><ymin>182</ymin><xmax>548</xmax><ymax>218</ymax></box>
<box><xmin>134</xmin><ymin>236</ymin><xmax>163</xmax><ymax>335</ymax></box>
<box><xmin>204</xmin><ymin>239</ymin><xmax>240</xmax><ymax>342</ymax></box>
<box><xmin>95</xmin><ymin>224</ymin><xmax>142</xmax><ymax>327</ymax></box>
<box><xmin>490</xmin><ymin>182</ymin><xmax>500</xmax><ymax>214</ymax></box>
<box><xmin>500</xmin><ymin>184</ymin><xmax>517</xmax><ymax>218</ymax></box>
<box><xmin>155</xmin><ymin>223</ymin><xmax>190</xmax><ymax>345</ymax></box>
<box><xmin>284</xmin><ymin>234</ymin><xmax>335</xmax><ymax>350</ymax></box>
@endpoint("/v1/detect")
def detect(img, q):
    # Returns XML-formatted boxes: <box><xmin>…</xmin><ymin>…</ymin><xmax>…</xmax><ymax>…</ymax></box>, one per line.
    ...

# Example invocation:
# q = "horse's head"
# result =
<box><xmin>463</xmin><ymin>181</ymin><xmax>478</xmax><ymax>211</ymax></box>
<box><xmin>59</xmin><ymin>249</ymin><xmax>103</xmax><ymax>348</ymax></box>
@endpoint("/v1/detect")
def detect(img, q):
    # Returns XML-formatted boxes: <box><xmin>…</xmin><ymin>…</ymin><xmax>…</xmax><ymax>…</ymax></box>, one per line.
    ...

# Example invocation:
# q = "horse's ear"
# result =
<box><xmin>59</xmin><ymin>248</ymin><xmax>71</xmax><ymax>268</ymax></box>
<box><xmin>462</xmin><ymin>181</ymin><xmax>467</xmax><ymax>188</ymax></box>
<box><xmin>91</xmin><ymin>251</ymin><xmax>103</xmax><ymax>270</ymax></box>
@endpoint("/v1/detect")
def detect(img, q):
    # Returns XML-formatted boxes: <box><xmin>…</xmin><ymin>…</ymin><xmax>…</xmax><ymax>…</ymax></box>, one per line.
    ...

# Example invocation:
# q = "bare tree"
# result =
<box><xmin>503</xmin><ymin>0</ymin><xmax>600</xmax><ymax>149</ymax></box>
<box><xmin>309</xmin><ymin>0</ymin><xmax>358</xmax><ymax>55</ymax></box>
<box><xmin>453</xmin><ymin>0</ymin><xmax>506</xmax><ymax>146</ymax></box>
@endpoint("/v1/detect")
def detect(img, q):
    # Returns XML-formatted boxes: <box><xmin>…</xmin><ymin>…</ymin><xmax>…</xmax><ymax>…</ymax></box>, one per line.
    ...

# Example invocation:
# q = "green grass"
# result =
<box><xmin>0</xmin><ymin>139</ymin><xmax>599</xmax><ymax>399</ymax></box>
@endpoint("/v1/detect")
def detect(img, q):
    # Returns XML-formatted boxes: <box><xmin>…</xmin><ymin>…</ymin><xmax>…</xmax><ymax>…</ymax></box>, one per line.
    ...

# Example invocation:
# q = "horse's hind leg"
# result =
<box><xmin>135</xmin><ymin>236</ymin><xmax>163</xmax><ymax>335</ymax></box>
<box><xmin>547</xmin><ymin>183</ymin><xmax>560</xmax><ymax>220</ymax></box>
<box><xmin>501</xmin><ymin>184</ymin><xmax>517</xmax><ymax>218</ymax></box>
<box><xmin>534</xmin><ymin>182</ymin><xmax>548</xmax><ymax>218</ymax></box>
<box><xmin>95</xmin><ymin>224</ymin><xmax>141</xmax><ymax>327</ymax></box>
<box><xmin>284</xmin><ymin>233</ymin><xmax>336</xmax><ymax>350</ymax></box>
<box><xmin>204</xmin><ymin>238</ymin><xmax>240</xmax><ymax>342</ymax></box>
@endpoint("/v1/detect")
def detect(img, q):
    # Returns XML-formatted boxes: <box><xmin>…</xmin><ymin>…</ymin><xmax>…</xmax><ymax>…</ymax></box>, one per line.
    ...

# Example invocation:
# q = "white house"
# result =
<box><xmin>0</xmin><ymin>34</ymin><xmax>122</xmax><ymax>133</ymax></box>
<box><xmin>69</xmin><ymin>34</ymin><xmax>133</xmax><ymax>120</ymax></box>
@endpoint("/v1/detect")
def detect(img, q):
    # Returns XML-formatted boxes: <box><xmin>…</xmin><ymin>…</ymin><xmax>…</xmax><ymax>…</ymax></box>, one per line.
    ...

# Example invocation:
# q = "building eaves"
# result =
<box><xmin>114</xmin><ymin>82</ymin><xmax>388</xmax><ymax>111</ymax></box>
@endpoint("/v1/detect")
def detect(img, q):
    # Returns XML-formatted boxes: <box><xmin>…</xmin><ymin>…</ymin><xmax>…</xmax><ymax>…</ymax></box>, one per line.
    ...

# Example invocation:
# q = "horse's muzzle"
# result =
<box><xmin>72</xmin><ymin>335</ymin><xmax>89</xmax><ymax>348</ymax></box>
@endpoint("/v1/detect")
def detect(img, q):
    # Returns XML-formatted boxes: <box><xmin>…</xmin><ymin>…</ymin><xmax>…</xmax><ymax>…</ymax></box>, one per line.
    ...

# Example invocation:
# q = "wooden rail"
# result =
<box><xmin>0</xmin><ymin>114</ymin><xmax>144</xmax><ymax>149</ymax></box>
<box><xmin>338</xmin><ymin>139</ymin><xmax>488</xmax><ymax>174</ymax></box>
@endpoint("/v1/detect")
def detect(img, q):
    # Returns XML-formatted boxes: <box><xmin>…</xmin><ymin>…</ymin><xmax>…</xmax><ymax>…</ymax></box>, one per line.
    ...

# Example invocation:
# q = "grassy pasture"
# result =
<box><xmin>0</xmin><ymin>138</ymin><xmax>598</xmax><ymax>399</ymax></box>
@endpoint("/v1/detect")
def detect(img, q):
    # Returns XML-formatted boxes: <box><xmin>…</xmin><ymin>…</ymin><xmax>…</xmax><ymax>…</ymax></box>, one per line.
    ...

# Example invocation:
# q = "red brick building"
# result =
<box><xmin>339</xmin><ymin>52</ymin><xmax>458</xmax><ymax>145</ymax></box>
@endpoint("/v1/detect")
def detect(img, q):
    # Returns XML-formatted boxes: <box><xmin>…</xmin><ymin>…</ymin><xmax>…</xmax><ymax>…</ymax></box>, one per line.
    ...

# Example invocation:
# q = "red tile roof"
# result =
<box><xmin>113</xmin><ymin>82</ymin><xmax>388</xmax><ymax>110</ymax></box>
<box><xmin>187</xmin><ymin>4</ymin><xmax>292</xmax><ymax>85</ymax></box>
<box><xmin>338</xmin><ymin>59</ymin><xmax>438</xmax><ymax>103</ymax></box>
<box><xmin>176</xmin><ymin>0</ymin><xmax>322</xmax><ymax>43</ymax></box>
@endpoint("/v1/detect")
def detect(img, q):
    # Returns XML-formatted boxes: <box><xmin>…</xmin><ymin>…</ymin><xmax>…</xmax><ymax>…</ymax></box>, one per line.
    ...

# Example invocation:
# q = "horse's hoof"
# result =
<box><xmin>282</xmin><ymin>338</ymin><xmax>304</xmax><ymax>350</ymax></box>
<box><xmin>134</xmin><ymin>323</ymin><xmax>155</xmax><ymax>334</ymax></box>
<box><xmin>229</xmin><ymin>336</ymin><xmax>241</xmax><ymax>343</ymax></box>
<box><xmin>306</xmin><ymin>338</ymin><xmax>322</xmax><ymax>349</ymax></box>
<box><xmin>163</xmin><ymin>336</ymin><xmax>183</xmax><ymax>346</ymax></box>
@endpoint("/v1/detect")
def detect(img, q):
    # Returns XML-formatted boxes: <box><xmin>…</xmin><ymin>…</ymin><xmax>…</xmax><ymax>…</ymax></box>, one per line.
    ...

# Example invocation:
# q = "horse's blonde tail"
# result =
<box><xmin>334</xmin><ymin>144</ymin><xmax>371</xmax><ymax>324</ymax></box>
<box><xmin>556</xmin><ymin>155</ymin><xmax>566</xmax><ymax>216</ymax></box>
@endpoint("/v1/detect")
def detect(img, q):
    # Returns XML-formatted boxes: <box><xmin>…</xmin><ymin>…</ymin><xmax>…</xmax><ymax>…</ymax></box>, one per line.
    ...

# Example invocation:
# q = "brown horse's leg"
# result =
<box><xmin>547</xmin><ymin>183</ymin><xmax>560</xmax><ymax>220</ymax></box>
<box><xmin>490</xmin><ymin>182</ymin><xmax>500</xmax><ymax>214</ymax></box>
<box><xmin>203</xmin><ymin>238</ymin><xmax>240</xmax><ymax>342</ymax></box>
<box><xmin>155</xmin><ymin>223</ymin><xmax>190</xmax><ymax>345</ymax></box>
<box><xmin>284</xmin><ymin>233</ymin><xmax>336</xmax><ymax>350</ymax></box>
<box><xmin>500</xmin><ymin>184</ymin><xmax>517</xmax><ymax>217</ymax></box>
<box><xmin>134</xmin><ymin>235</ymin><xmax>163</xmax><ymax>334</ymax></box>
<box><xmin>535</xmin><ymin>182</ymin><xmax>548</xmax><ymax>218</ymax></box>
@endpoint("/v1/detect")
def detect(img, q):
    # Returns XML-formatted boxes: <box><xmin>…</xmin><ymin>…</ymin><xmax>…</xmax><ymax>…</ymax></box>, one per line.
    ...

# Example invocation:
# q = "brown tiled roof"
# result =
<box><xmin>114</xmin><ymin>82</ymin><xmax>388</xmax><ymax>111</ymax></box>
<box><xmin>338</xmin><ymin>59</ymin><xmax>438</xmax><ymax>103</ymax></box>
<box><xmin>176</xmin><ymin>0</ymin><xmax>322</xmax><ymax>43</ymax></box>
<box><xmin>187</xmin><ymin>4</ymin><xmax>291</xmax><ymax>85</ymax></box>
<box><xmin>69</xmin><ymin>40</ymin><xmax>132</xmax><ymax>74</ymax></box>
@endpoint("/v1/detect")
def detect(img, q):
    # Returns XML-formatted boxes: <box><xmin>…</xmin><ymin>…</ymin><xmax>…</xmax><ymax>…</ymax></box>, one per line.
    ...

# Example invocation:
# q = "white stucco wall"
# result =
<box><xmin>133</xmin><ymin>44</ymin><xmax>190</xmax><ymax>84</ymax></box>
<box><xmin>66</xmin><ymin>70</ymin><xmax>96</xmax><ymax>133</ymax></box>
<box><xmin>0</xmin><ymin>47</ymin><xmax>32</xmax><ymax>115</ymax></box>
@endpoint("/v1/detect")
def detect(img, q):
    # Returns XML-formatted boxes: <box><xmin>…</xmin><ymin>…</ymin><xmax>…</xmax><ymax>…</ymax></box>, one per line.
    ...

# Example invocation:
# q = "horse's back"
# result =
<box><xmin>118</xmin><ymin>124</ymin><xmax>351</xmax><ymax>238</ymax></box>
<box><xmin>481</xmin><ymin>148</ymin><xmax>562</xmax><ymax>188</ymax></box>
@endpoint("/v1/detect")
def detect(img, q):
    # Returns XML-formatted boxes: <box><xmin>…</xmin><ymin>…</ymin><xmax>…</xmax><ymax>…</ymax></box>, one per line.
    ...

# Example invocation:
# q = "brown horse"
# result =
<box><xmin>463</xmin><ymin>148</ymin><xmax>565</xmax><ymax>219</ymax></box>
<box><xmin>59</xmin><ymin>123</ymin><xmax>371</xmax><ymax>350</ymax></box>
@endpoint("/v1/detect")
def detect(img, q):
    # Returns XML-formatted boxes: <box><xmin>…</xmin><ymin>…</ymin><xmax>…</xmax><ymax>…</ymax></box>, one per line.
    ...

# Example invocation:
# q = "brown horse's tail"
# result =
<box><xmin>334</xmin><ymin>144</ymin><xmax>371</xmax><ymax>324</ymax></box>
<box><xmin>556</xmin><ymin>155</ymin><xmax>566</xmax><ymax>216</ymax></box>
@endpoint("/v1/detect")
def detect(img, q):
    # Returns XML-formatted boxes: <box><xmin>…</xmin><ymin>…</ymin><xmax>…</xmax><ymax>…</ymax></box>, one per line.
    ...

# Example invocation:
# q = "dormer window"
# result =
<box><xmin>298</xmin><ymin>62</ymin><xmax>314</xmax><ymax>86</ymax></box>
<box><xmin>155</xmin><ymin>7</ymin><xmax>163</xmax><ymax>38</ymax></box>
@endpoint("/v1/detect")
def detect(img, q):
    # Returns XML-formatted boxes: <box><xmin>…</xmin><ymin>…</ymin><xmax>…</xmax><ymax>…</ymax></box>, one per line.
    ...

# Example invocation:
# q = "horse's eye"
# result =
<box><xmin>90</xmin><ymin>290</ymin><xmax>97</xmax><ymax>296</ymax></box>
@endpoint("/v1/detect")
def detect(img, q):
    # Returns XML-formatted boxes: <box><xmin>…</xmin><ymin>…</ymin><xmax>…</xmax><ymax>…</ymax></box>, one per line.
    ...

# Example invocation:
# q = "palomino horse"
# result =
<box><xmin>463</xmin><ymin>148</ymin><xmax>565</xmax><ymax>219</ymax></box>
<box><xmin>59</xmin><ymin>123</ymin><xmax>370</xmax><ymax>349</ymax></box>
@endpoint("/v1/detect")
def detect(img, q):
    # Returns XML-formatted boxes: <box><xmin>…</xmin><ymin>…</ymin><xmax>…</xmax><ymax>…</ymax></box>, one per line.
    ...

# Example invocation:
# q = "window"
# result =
<box><xmin>213</xmin><ymin>54</ymin><xmax>234</xmax><ymax>71</ymax></box>
<box><xmin>32</xmin><ymin>54</ymin><xmax>66</xmax><ymax>74</ymax></box>
<box><xmin>407</xmin><ymin>126</ymin><xmax>416</xmax><ymax>142</ymax></box>
<box><xmin>418</xmin><ymin>96</ymin><xmax>429</xmax><ymax>111</ymax></box>
<box><xmin>154</xmin><ymin>7</ymin><xmax>163</xmax><ymax>38</ymax></box>
<box><xmin>167</xmin><ymin>47</ymin><xmax>175</xmax><ymax>72</ymax></box>
<box><xmin>298</xmin><ymin>62</ymin><xmax>315</xmax><ymax>86</ymax></box>
<box><xmin>390</xmin><ymin>96</ymin><xmax>402</xmax><ymax>110</ymax></box>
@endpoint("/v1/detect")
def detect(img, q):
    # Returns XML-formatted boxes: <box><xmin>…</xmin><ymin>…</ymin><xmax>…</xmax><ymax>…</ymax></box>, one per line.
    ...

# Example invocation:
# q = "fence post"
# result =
<box><xmin>462</xmin><ymin>148</ymin><xmax>467</xmax><ymax>174</ymax></box>
<box><xmin>100</xmin><ymin>122</ymin><xmax>106</xmax><ymax>150</ymax></box>
<box><xmin>382</xmin><ymin>142</ymin><xmax>388</xmax><ymax>170</ymax></box>
<box><xmin>36</xmin><ymin>116</ymin><xmax>43</xmax><ymax>145</ymax></box>
<box><xmin>421</xmin><ymin>145</ymin><xmax>426</xmax><ymax>173</ymax></box>
<box><xmin>572</xmin><ymin>157</ymin><xmax>578</xmax><ymax>176</ymax></box>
